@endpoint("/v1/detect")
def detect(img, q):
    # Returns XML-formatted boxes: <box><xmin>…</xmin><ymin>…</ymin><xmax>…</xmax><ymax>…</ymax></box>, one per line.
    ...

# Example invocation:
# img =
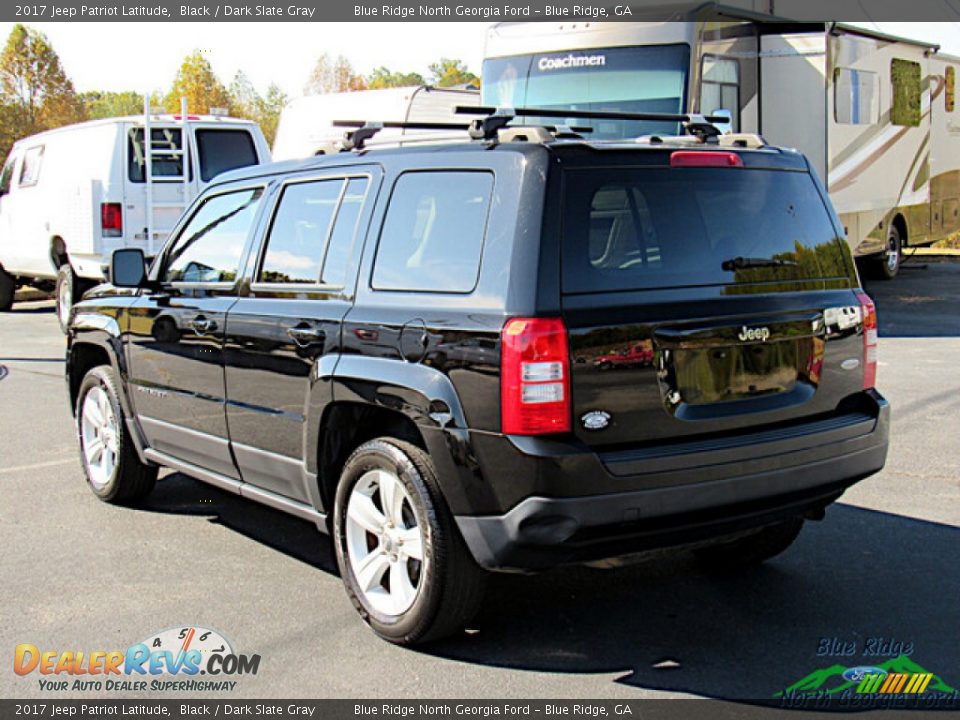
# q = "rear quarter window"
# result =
<box><xmin>196</xmin><ymin>129</ymin><xmax>258</xmax><ymax>182</ymax></box>
<box><xmin>562</xmin><ymin>166</ymin><xmax>851</xmax><ymax>294</ymax></box>
<box><xmin>372</xmin><ymin>170</ymin><xmax>493</xmax><ymax>293</ymax></box>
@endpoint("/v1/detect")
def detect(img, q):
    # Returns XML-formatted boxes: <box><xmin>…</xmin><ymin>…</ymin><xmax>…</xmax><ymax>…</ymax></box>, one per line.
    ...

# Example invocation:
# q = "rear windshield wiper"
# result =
<box><xmin>721</xmin><ymin>256</ymin><xmax>799</xmax><ymax>271</ymax></box>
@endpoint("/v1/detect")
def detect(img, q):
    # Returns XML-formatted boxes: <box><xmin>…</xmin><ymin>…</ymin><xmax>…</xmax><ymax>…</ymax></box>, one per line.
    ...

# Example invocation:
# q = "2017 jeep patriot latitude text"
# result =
<box><xmin>66</xmin><ymin>132</ymin><xmax>889</xmax><ymax>645</ymax></box>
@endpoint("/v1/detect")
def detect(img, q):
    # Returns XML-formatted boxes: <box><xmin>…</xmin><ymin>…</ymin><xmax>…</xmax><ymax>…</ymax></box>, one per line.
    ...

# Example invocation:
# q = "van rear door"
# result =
<box><xmin>558</xmin><ymin>149</ymin><xmax>870</xmax><ymax>449</ymax></box>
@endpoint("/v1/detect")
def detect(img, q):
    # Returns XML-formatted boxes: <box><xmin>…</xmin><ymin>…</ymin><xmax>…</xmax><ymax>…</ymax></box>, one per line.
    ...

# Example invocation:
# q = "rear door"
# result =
<box><xmin>223</xmin><ymin>169</ymin><xmax>377</xmax><ymax>502</ymax></box>
<box><xmin>559</xmin><ymin>151</ymin><xmax>867</xmax><ymax>449</ymax></box>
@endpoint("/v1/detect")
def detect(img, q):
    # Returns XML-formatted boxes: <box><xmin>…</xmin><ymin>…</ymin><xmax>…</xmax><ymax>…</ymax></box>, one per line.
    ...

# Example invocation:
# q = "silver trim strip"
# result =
<box><xmin>142</xmin><ymin>448</ymin><xmax>327</xmax><ymax>526</ymax></box>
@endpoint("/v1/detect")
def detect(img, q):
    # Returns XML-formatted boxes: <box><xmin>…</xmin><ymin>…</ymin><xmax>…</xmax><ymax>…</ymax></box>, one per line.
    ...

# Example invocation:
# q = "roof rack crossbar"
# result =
<box><xmin>455</xmin><ymin>105</ymin><xmax>727</xmax><ymax>126</ymax></box>
<box><xmin>333</xmin><ymin>117</ymin><xmax>594</xmax><ymax>149</ymax></box>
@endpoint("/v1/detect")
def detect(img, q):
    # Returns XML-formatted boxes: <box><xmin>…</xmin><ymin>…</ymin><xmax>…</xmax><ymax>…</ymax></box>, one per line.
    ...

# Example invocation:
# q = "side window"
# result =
<box><xmin>18</xmin><ymin>146</ymin><xmax>44</xmax><ymax>187</ymax></box>
<box><xmin>321</xmin><ymin>177</ymin><xmax>369</xmax><ymax>286</ymax></box>
<box><xmin>700</xmin><ymin>56</ymin><xmax>739</xmax><ymax>131</ymax></box>
<box><xmin>0</xmin><ymin>153</ymin><xmax>17</xmax><ymax>194</ymax></box>
<box><xmin>196</xmin><ymin>129</ymin><xmax>259</xmax><ymax>183</ymax></box>
<box><xmin>258</xmin><ymin>179</ymin><xmax>344</xmax><ymax>284</ymax></box>
<box><xmin>891</xmin><ymin>58</ymin><xmax>922</xmax><ymax>127</ymax></box>
<box><xmin>164</xmin><ymin>188</ymin><xmax>263</xmax><ymax>284</ymax></box>
<box><xmin>947</xmin><ymin>66</ymin><xmax>956</xmax><ymax>113</ymax></box>
<box><xmin>128</xmin><ymin>128</ymin><xmax>187</xmax><ymax>183</ymax></box>
<box><xmin>834</xmin><ymin>68</ymin><xmax>880</xmax><ymax>125</ymax></box>
<box><xmin>372</xmin><ymin>171</ymin><xmax>493</xmax><ymax>293</ymax></box>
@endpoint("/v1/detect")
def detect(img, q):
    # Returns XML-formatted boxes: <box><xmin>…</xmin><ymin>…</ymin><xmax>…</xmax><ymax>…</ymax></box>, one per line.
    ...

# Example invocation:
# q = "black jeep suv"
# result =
<box><xmin>66</xmin><ymin>116</ymin><xmax>889</xmax><ymax>645</ymax></box>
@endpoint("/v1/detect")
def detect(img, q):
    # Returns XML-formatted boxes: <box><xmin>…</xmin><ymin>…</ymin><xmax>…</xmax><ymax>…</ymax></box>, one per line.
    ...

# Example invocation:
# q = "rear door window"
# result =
<box><xmin>196</xmin><ymin>129</ymin><xmax>258</xmax><ymax>182</ymax></box>
<box><xmin>128</xmin><ymin>128</ymin><xmax>187</xmax><ymax>182</ymax></box>
<box><xmin>372</xmin><ymin>171</ymin><xmax>493</xmax><ymax>293</ymax></box>
<box><xmin>562</xmin><ymin>167</ymin><xmax>850</xmax><ymax>293</ymax></box>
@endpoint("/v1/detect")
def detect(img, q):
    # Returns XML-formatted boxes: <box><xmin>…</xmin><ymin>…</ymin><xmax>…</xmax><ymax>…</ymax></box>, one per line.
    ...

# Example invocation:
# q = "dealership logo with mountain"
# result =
<box><xmin>776</xmin><ymin>655</ymin><xmax>957</xmax><ymax>702</ymax></box>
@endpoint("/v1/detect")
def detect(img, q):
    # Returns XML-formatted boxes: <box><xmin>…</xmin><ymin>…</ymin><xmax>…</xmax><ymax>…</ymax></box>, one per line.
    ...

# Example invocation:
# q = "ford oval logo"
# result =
<box><xmin>842</xmin><ymin>666</ymin><xmax>887</xmax><ymax>683</ymax></box>
<box><xmin>581</xmin><ymin>410</ymin><xmax>611</xmax><ymax>430</ymax></box>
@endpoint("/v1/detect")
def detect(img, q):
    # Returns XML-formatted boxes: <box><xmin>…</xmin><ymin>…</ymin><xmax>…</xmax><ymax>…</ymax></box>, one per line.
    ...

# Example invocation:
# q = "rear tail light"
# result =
<box><xmin>101</xmin><ymin>202</ymin><xmax>122</xmax><ymax>238</ymax></box>
<box><xmin>856</xmin><ymin>290</ymin><xmax>878</xmax><ymax>389</ymax></box>
<box><xmin>670</xmin><ymin>150</ymin><xmax>743</xmax><ymax>168</ymax></box>
<box><xmin>501</xmin><ymin>317</ymin><xmax>571</xmax><ymax>435</ymax></box>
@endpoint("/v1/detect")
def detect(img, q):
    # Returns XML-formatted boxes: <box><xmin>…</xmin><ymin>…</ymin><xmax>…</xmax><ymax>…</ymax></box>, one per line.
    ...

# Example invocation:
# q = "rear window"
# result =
<box><xmin>196</xmin><ymin>129</ymin><xmax>258</xmax><ymax>182</ymax></box>
<box><xmin>128</xmin><ymin>128</ymin><xmax>187</xmax><ymax>183</ymax></box>
<box><xmin>562</xmin><ymin>167</ymin><xmax>850</xmax><ymax>294</ymax></box>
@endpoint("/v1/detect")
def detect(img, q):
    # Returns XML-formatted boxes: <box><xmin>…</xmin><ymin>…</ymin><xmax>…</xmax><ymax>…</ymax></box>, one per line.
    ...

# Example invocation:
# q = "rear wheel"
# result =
<box><xmin>0</xmin><ymin>265</ymin><xmax>14</xmax><ymax>311</ymax></box>
<box><xmin>874</xmin><ymin>224</ymin><xmax>902</xmax><ymax>280</ymax></box>
<box><xmin>76</xmin><ymin>366</ymin><xmax>157</xmax><ymax>504</ymax></box>
<box><xmin>694</xmin><ymin>516</ymin><xmax>804</xmax><ymax>572</ymax></box>
<box><xmin>333</xmin><ymin>438</ymin><xmax>487</xmax><ymax>645</ymax></box>
<box><xmin>56</xmin><ymin>264</ymin><xmax>78</xmax><ymax>332</ymax></box>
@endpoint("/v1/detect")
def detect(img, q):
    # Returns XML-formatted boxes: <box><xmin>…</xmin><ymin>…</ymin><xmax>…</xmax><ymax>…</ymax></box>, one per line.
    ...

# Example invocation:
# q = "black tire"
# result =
<box><xmin>693</xmin><ymin>516</ymin><xmax>804</xmax><ymax>573</ymax></box>
<box><xmin>56</xmin><ymin>264</ymin><xmax>78</xmax><ymax>333</ymax></box>
<box><xmin>333</xmin><ymin>438</ymin><xmax>487</xmax><ymax>645</ymax></box>
<box><xmin>0</xmin><ymin>265</ymin><xmax>14</xmax><ymax>312</ymax></box>
<box><xmin>76</xmin><ymin>366</ymin><xmax>157</xmax><ymax>504</ymax></box>
<box><xmin>874</xmin><ymin>224</ymin><xmax>902</xmax><ymax>280</ymax></box>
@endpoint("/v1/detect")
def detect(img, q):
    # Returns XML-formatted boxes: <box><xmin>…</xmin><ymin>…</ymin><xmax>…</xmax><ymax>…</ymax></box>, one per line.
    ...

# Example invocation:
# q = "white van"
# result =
<box><xmin>272</xmin><ymin>85</ymin><xmax>479</xmax><ymax>160</ymax></box>
<box><xmin>0</xmin><ymin>113</ymin><xmax>270</xmax><ymax>328</ymax></box>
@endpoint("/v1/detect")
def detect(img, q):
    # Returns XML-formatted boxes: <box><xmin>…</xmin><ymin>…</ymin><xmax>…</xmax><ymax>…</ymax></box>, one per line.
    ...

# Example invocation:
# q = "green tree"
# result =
<box><xmin>304</xmin><ymin>53</ymin><xmax>366</xmax><ymax>95</ymax></box>
<box><xmin>0</xmin><ymin>24</ymin><xmax>85</xmax><ymax>156</ymax></box>
<box><xmin>427</xmin><ymin>58</ymin><xmax>479</xmax><ymax>88</ymax></box>
<box><xmin>366</xmin><ymin>66</ymin><xmax>425</xmax><ymax>90</ymax></box>
<box><xmin>81</xmin><ymin>90</ymin><xmax>144</xmax><ymax>120</ymax></box>
<box><xmin>165</xmin><ymin>50</ymin><xmax>231</xmax><ymax>115</ymax></box>
<box><xmin>256</xmin><ymin>83</ymin><xmax>287</xmax><ymax>146</ymax></box>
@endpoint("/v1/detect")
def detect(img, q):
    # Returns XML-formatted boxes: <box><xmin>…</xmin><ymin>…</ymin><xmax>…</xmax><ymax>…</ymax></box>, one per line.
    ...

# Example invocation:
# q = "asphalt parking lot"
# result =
<box><xmin>1</xmin><ymin>260</ymin><xmax>958</xmax><ymax>702</ymax></box>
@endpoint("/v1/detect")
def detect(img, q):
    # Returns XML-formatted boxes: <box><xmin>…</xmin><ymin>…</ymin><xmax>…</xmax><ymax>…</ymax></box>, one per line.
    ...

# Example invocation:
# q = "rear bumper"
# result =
<box><xmin>455</xmin><ymin>391</ymin><xmax>890</xmax><ymax>572</ymax></box>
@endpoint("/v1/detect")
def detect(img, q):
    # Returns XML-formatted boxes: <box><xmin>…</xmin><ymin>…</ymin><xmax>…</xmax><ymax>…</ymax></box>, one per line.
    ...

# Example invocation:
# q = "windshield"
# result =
<box><xmin>482</xmin><ymin>44</ymin><xmax>690</xmax><ymax>139</ymax></box>
<box><xmin>562</xmin><ymin>167</ymin><xmax>853</xmax><ymax>294</ymax></box>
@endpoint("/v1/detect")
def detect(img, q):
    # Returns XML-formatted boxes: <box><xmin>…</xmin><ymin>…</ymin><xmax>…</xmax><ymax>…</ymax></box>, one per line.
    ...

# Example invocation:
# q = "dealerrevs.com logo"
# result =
<box><xmin>14</xmin><ymin>626</ymin><xmax>260</xmax><ymax>692</ymax></box>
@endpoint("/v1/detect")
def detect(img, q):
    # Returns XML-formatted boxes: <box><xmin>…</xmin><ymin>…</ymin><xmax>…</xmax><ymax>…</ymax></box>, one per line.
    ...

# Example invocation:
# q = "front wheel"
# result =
<box><xmin>0</xmin><ymin>265</ymin><xmax>14</xmax><ymax>311</ymax></box>
<box><xmin>76</xmin><ymin>366</ymin><xmax>157</xmax><ymax>504</ymax></box>
<box><xmin>333</xmin><ymin>438</ymin><xmax>487</xmax><ymax>645</ymax></box>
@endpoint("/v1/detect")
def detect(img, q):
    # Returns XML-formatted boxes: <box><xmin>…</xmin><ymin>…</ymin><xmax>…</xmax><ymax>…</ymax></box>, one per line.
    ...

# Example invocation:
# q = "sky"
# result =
<box><xmin>0</xmin><ymin>21</ymin><xmax>957</xmax><ymax>100</ymax></box>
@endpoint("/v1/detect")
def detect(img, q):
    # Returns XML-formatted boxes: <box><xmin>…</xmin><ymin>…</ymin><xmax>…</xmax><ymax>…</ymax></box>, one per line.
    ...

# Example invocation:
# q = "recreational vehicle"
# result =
<box><xmin>0</xmin><ymin>109</ymin><xmax>270</xmax><ymax>328</ymax></box>
<box><xmin>271</xmin><ymin>86</ymin><xmax>480</xmax><ymax>160</ymax></box>
<box><xmin>483</xmin><ymin>18</ymin><xmax>960</xmax><ymax>278</ymax></box>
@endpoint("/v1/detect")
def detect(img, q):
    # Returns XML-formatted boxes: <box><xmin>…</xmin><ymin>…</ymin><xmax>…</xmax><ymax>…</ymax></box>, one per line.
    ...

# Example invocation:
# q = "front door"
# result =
<box><xmin>126</xmin><ymin>185</ymin><xmax>266</xmax><ymax>478</ymax></box>
<box><xmin>223</xmin><ymin>173</ymin><xmax>375</xmax><ymax>502</ymax></box>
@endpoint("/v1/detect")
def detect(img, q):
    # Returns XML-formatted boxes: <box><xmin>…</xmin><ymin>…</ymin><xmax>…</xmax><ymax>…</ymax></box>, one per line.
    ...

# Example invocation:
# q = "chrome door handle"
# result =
<box><xmin>287</xmin><ymin>325</ymin><xmax>326</xmax><ymax>347</ymax></box>
<box><xmin>188</xmin><ymin>317</ymin><xmax>218</xmax><ymax>335</ymax></box>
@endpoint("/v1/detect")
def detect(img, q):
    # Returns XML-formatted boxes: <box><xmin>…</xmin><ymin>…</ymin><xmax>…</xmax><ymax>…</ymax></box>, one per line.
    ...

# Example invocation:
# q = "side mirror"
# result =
<box><xmin>111</xmin><ymin>248</ymin><xmax>147</xmax><ymax>288</ymax></box>
<box><xmin>711</xmin><ymin>108</ymin><xmax>734</xmax><ymax>135</ymax></box>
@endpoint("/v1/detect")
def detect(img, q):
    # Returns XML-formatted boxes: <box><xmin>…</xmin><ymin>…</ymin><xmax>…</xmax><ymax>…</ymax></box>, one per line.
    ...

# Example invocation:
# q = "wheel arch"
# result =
<box><xmin>891</xmin><ymin>213</ymin><xmax>908</xmax><ymax>246</ymax></box>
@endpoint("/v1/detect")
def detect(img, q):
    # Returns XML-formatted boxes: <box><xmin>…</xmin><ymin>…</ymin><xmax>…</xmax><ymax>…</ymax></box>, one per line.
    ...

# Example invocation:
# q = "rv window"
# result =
<box><xmin>834</xmin><ymin>68</ymin><xmax>879</xmax><ymax>125</ymax></box>
<box><xmin>128</xmin><ymin>128</ymin><xmax>188</xmax><ymax>182</ymax></box>
<box><xmin>258</xmin><ymin>179</ymin><xmax>344</xmax><ymax>284</ymax></box>
<box><xmin>164</xmin><ymin>188</ymin><xmax>263</xmax><ymax>284</ymax></box>
<box><xmin>196</xmin><ymin>129</ymin><xmax>258</xmax><ymax>183</ymax></box>
<box><xmin>891</xmin><ymin>58</ymin><xmax>921</xmax><ymax>127</ymax></box>
<box><xmin>372</xmin><ymin>171</ymin><xmax>492</xmax><ymax>293</ymax></box>
<box><xmin>947</xmin><ymin>66</ymin><xmax>956</xmax><ymax>113</ymax></box>
<box><xmin>18</xmin><ymin>146</ymin><xmax>43</xmax><ymax>187</ymax></box>
<box><xmin>321</xmin><ymin>177</ymin><xmax>369</xmax><ymax>287</ymax></box>
<box><xmin>699</xmin><ymin>56</ymin><xmax>739</xmax><ymax>131</ymax></box>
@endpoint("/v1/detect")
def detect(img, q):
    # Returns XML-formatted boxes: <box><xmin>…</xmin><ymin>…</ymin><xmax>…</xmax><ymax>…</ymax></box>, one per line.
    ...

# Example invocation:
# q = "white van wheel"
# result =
<box><xmin>56</xmin><ymin>264</ymin><xmax>78</xmax><ymax>332</ymax></box>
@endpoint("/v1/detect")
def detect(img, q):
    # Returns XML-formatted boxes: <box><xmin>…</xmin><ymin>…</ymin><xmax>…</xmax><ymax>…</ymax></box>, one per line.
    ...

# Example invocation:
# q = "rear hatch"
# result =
<box><xmin>558</xmin><ymin>146</ymin><xmax>869</xmax><ymax>449</ymax></box>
